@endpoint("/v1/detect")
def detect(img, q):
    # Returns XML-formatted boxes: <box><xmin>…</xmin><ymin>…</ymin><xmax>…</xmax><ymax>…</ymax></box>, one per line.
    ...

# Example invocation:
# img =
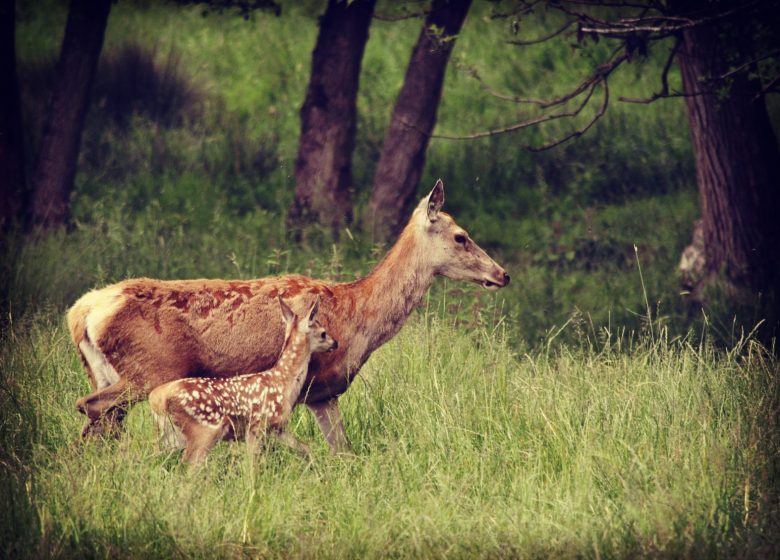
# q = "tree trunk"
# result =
<box><xmin>288</xmin><ymin>0</ymin><xmax>376</xmax><ymax>237</ymax></box>
<box><xmin>677</xmin><ymin>12</ymin><xmax>780</xmax><ymax>297</ymax></box>
<box><xmin>0</xmin><ymin>0</ymin><xmax>26</xmax><ymax>230</ymax></box>
<box><xmin>364</xmin><ymin>0</ymin><xmax>471</xmax><ymax>241</ymax></box>
<box><xmin>29</xmin><ymin>0</ymin><xmax>111</xmax><ymax>229</ymax></box>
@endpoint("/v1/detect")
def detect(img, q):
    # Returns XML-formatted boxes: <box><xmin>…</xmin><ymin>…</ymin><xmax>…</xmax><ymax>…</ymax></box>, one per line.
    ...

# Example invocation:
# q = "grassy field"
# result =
<box><xmin>1</xmin><ymin>308</ymin><xmax>779</xmax><ymax>558</ymax></box>
<box><xmin>3</xmin><ymin>0</ymin><xmax>780</xmax><ymax>557</ymax></box>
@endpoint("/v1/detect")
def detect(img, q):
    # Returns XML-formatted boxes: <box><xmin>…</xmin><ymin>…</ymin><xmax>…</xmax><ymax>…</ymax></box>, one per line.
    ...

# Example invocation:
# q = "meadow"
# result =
<box><xmin>2</xmin><ymin>0</ymin><xmax>779</xmax><ymax>557</ymax></box>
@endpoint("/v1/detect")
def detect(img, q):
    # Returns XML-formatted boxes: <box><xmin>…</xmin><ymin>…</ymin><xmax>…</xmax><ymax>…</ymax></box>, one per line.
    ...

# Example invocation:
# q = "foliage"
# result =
<box><xmin>7</xmin><ymin>0</ymin><xmax>706</xmax><ymax>342</ymax></box>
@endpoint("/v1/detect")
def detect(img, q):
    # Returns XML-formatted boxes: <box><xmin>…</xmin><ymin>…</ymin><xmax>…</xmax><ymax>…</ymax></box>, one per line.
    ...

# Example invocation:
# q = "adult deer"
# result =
<box><xmin>67</xmin><ymin>179</ymin><xmax>509</xmax><ymax>451</ymax></box>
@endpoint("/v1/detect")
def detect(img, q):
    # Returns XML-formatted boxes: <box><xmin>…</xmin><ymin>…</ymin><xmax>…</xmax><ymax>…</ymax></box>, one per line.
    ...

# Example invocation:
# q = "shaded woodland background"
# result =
<box><xmin>2</xmin><ymin>0</ymin><xmax>780</xmax><ymax>346</ymax></box>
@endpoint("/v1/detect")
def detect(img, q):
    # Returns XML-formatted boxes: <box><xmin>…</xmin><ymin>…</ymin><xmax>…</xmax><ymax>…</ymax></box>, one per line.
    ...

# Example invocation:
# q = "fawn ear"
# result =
<box><xmin>306</xmin><ymin>295</ymin><xmax>321</xmax><ymax>325</ymax></box>
<box><xmin>426</xmin><ymin>179</ymin><xmax>445</xmax><ymax>222</ymax></box>
<box><xmin>278</xmin><ymin>296</ymin><xmax>295</xmax><ymax>326</ymax></box>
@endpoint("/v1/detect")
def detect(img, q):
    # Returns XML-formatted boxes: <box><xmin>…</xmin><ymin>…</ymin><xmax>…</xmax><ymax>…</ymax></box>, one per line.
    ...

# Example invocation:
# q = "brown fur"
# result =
<box><xmin>69</xmin><ymin>181</ymin><xmax>509</xmax><ymax>450</ymax></box>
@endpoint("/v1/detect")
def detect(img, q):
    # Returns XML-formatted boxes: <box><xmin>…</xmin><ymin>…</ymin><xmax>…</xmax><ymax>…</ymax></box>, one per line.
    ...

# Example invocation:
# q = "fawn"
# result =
<box><xmin>148</xmin><ymin>296</ymin><xmax>336</xmax><ymax>464</ymax></box>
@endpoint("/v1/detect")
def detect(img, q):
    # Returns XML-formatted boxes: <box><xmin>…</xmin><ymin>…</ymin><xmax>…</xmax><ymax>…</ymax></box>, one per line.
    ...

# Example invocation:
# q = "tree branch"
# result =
<box><xmin>619</xmin><ymin>37</ymin><xmax>679</xmax><ymax>104</ymax></box>
<box><xmin>466</xmin><ymin>48</ymin><xmax>626</xmax><ymax>108</ymax></box>
<box><xmin>559</xmin><ymin>0</ymin><xmax>665</xmax><ymax>9</ymax></box>
<box><xmin>578</xmin><ymin>1</ymin><xmax>759</xmax><ymax>36</ymax></box>
<box><xmin>489</xmin><ymin>1</ymin><xmax>541</xmax><ymax>20</ymax></box>
<box><xmin>427</xmin><ymin>78</ymin><xmax>600</xmax><ymax>140</ymax></box>
<box><xmin>528</xmin><ymin>78</ymin><xmax>610</xmax><ymax>151</ymax></box>
<box><xmin>755</xmin><ymin>73</ymin><xmax>780</xmax><ymax>99</ymax></box>
<box><xmin>507</xmin><ymin>19</ymin><xmax>576</xmax><ymax>46</ymax></box>
<box><xmin>718</xmin><ymin>48</ymin><xmax>780</xmax><ymax>81</ymax></box>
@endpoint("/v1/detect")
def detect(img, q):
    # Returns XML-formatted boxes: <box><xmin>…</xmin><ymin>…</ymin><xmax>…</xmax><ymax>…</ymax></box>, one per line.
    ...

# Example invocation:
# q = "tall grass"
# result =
<box><xmin>1</xmin><ymin>307</ymin><xmax>778</xmax><ymax>558</ymax></box>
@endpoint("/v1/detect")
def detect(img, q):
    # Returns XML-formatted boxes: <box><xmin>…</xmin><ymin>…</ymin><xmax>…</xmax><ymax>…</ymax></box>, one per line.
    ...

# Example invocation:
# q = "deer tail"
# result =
<box><xmin>66</xmin><ymin>294</ymin><xmax>91</xmax><ymax>348</ymax></box>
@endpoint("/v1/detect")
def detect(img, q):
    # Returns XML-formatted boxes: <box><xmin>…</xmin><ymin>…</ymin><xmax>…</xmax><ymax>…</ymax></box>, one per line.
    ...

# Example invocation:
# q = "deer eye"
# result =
<box><xmin>320</xmin><ymin>332</ymin><xmax>327</xmax><ymax>339</ymax></box>
<box><xmin>454</xmin><ymin>234</ymin><xmax>467</xmax><ymax>245</ymax></box>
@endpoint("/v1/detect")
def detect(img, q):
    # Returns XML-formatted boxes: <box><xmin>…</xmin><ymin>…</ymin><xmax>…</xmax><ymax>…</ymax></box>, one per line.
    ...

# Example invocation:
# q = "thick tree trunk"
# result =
<box><xmin>288</xmin><ymin>0</ymin><xmax>376</xmax><ymax>237</ymax></box>
<box><xmin>0</xmin><ymin>0</ymin><xmax>26</xmax><ymax>230</ymax></box>
<box><xmin>677</xmin><ymin>14</ymin><xmax>780</xmax><ymax>296</ymax></box>
<box><xmin>364</xmin><ymin>0</ymin><xmax>471</xmax><ymax>240</ymax></box>
<box><xmin>29</xmin><ymin>0</ymin><xmax>111</xmax><ymax>229</ymax></box>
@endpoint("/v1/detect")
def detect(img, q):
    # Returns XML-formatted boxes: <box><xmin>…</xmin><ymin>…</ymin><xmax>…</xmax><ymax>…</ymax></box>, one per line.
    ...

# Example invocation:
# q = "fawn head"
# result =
<box><xmin>278</xmin><ymin>296</ymin><xmax>337</xmax><ymax>353</ymax></box>
<box><xmin>414</xmin><ymin>179</ymin><xmax>510</xmax><ymax>291</ymax></box>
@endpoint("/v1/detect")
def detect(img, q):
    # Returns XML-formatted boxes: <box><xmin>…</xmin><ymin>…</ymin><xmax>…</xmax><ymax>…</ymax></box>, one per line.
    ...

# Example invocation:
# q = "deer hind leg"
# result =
<box><xmin>182</xmin><ymin>422</ymin><xmax>225</xmax><ymax>465</ymax></box>
<box><xmin>152</xmin><ymin>411</ymin><xmax>186</xmax><ymax>450</ymax></box>
<box><xmin>76</xmin><ymin>377</ymin><xmax>133</xmax><ymax>439</ymax></box>
<box><xmin>308</xmin><ymin>398</ymin><xmax>351</xmax><ymax>453</ymax></box>
<box><xmin>75</xmin><ymin>337</ymin><xmax>130</xmax><ymax>438</ymax></box>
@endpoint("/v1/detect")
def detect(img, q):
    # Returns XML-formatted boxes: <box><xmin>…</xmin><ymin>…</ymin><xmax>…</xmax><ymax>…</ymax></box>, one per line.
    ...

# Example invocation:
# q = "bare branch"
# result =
<box><xmin>466</xmin><ymin>48</ymin><xmax>626</xmax><ymax>108</ymax></box>
<box><xmin>619</xmin><ymin>38</ymin><xmax>679</xmax><ymax>104</ymax></box>
<box><xmin>428</xmin><ymin>78</ymin><xmax>600</xmax><ymax>141</ymax></box>
<box><xmin>489</xmin><ymin>0</ymin><xmax>541</xmax><ymax>20</ymax></box>
<box><xmin>579</xmin><ymin>1</ymin><xmax>760</xmax><ymax>36</ymax></box>
<box><xmin>528</xmin><ymin>79</ymin><xmax>610</xmax><ymax>151</ymax></box>
<box><xmin>435</xmin><ymin>48</ymin><xmax>630</xmax><ymax>140</ymax></box>
<box><xmin>507</xmin><ymin>19</ymin><xmax>576</xmax><ymax>46</ymax></box>
<box><xmin>559</xmin><ymin>0</ymin><xmax>665</xmax><ymax>9</ymax></box>
<box><xmin>755</xmin><ymin>73</ymin><xmax>780</xmax><ymax>100</ymax></box>
<box><xmin>618</xmin><ymin>15</ymin><xmax>693</xmax><ymax>24</ymax></box>
<box><xmin>548</xmin><ymin>3</ymin><xmax>620</xmax><ymax>29</ymax></box>
<box><xmin>719</xmin><ymin>48</ymin><xmax>780</xmax><ymax>81</ymax></box>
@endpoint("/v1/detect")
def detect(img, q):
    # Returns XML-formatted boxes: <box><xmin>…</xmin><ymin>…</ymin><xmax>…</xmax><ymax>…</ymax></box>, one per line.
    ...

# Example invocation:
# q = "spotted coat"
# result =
<box><xmin>148</xmin><ymin>300</ymin><xmax>335</xmax><ymax>460</ymax></box>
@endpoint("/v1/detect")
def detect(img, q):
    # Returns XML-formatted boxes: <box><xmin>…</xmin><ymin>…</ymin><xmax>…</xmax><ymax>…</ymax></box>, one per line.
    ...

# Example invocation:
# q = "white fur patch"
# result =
<box><xmin>78</xmin><ymin>338</ymin><xmax>120</xmax><ymax>389</ymax></box>
<box><xmin>83</xmin><ymin>284</ymin><xmax>125</xmax><ymax>343</ymax></box>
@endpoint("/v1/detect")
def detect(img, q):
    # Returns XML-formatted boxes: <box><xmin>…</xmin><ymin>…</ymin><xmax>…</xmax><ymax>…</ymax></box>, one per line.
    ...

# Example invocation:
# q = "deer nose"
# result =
<box><xmin>503</xmin><ymin>272</ymin><xmax>510</xmax><ymax>286</ymax></box>
<box><xmin>331</xmin><ymin>339</ymin><xmax>338</xmax><ymax>350</ymax></box>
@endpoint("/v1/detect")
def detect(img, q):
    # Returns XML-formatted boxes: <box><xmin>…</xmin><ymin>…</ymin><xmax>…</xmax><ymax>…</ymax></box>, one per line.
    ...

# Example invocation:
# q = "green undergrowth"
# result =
<box><xmin>15</xmin><ymin>0</ymin><xmax>695</xmax><ymax>222</ymax></box>
<box><xmin>1</xmin><ymin>309</ymin><xmax>778</xmax><ymax>558</ymax></box>
<box><xmin>1</xmin><ymin>187</ymin><xmax>699</xmax><ymax>347</ymax></box>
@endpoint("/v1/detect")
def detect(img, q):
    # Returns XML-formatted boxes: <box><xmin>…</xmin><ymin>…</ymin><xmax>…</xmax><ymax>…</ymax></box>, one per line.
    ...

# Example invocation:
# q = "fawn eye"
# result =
<box><xmin>321</xmin><ymin>332</ymin><xmax>327</xmax><ymax>339</ymax></box>
<box><xmin>454</xmin><ymin>234</ymin><xmax>467</xmax><ymax>245</ymax></box>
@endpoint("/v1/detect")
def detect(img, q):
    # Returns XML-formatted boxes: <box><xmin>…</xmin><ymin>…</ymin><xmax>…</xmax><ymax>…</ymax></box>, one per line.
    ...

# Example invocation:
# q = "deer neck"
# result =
<box><xmin>350</xmin><ymin>223</ymin><xmax>436</xmax><ymax>351</ymax></box>
<box><xmin>273</xmin><ymin>330</ymin><xmax>312</xmax><ymax>407</ymax></box>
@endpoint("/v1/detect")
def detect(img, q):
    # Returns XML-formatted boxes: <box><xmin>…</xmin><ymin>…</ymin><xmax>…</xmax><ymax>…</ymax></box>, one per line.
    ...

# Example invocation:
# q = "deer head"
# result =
<box><xmin>278</xmin><ymin>296</ymin><xmax>338</xmax><ymax>353</ymax></box>
<box><xmin>413</xmin><ymin>179</ymin><xmax>510</xmax><ymax>290</ymax></box>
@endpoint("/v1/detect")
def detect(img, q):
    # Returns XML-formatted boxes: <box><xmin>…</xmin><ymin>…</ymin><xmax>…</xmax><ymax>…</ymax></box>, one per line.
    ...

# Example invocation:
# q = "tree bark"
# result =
<box><xmin>364</xmin><ymin>0</ymin><xmax>471</xmax><ymax>241</ymax></box>
<box><xmin>288</xmin><ymin>0</ymin><xmax>376</xmax><ymax>237</ymax></box>
<box><xmin>29</xmin><ymin>0</ymin><xmax>112</xmax><ymax>229</ymax></box>
<box><xmin>676</xmin><ymin>6</ymin><xmax>780</xmax><ymax>296</ymax></box>
<box><xmin>0</xmin><ymin>0</ymin><xmax>26</xmax><ymax>230</ymax></box>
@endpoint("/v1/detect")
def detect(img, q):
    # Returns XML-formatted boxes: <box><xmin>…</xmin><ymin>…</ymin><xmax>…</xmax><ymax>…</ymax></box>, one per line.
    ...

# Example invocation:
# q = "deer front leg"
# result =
<box><xmin>308</xmin><ymin>398</ymin><xmax>351</xmax><ymax>453</ymax></box>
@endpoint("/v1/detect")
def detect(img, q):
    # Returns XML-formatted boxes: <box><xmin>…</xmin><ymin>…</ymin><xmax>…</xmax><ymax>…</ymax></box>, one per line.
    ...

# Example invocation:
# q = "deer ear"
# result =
<box><xmin>306</xmin><ymin>295</ymin><xmax>321</xmax><ymax>325</ymax></box>
<box><xmin>278</xmin><ymin>296</ymin><xmax>295</xmax><ymax>326</ymax></box>
<box><xmin>426</xmin><ymin>179</ymin><xmax>445</xmax><ymax>222</ymax></box>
